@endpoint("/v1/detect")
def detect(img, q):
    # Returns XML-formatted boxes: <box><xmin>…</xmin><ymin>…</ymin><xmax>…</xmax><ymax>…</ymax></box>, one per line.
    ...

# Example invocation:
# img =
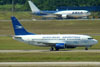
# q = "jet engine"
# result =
<box><xmin>55</xmin><ymin>43</ymin><xmax>76</xmax><ymax>49</ymax></box>
<box><xmin>56</xmin><ymin>43</ymin><xmax>65</xmax><ymax>49</ymax></box>
<box><xmin>61</xmin><ymin>14</ymin><xmax>67</xmax><ymax>18</ymax></box>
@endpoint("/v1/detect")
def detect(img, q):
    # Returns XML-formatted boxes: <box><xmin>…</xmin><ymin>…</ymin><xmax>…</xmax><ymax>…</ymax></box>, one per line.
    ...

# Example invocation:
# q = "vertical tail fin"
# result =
<box><xmin>11</xmin><ymin>16</ymin><xmax>35</xmax><ymax>35</ymax></box>
<box><xmin>28</xmin><ymin>1</ymin><xmax>40</xmax><ymax>13</ymax></box>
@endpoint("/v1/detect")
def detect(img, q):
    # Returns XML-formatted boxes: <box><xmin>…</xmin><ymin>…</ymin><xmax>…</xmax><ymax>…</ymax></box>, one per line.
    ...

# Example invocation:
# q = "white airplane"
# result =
<box><xmin>28</xmin><ymin>1</ymin><xmax>91</xmax><ymax>19</ymax></box>
<box><xmin>11</xmin><ymin>16</ymin><xmax>98</xmax><ymax>51</ymax></box>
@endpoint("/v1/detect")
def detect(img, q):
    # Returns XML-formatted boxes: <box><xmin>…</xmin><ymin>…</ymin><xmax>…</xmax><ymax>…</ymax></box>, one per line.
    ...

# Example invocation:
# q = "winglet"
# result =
<box><xmin>11</xmin><ymin>16</ymin><xmax>35</xmax><ymax>35</ymax></box>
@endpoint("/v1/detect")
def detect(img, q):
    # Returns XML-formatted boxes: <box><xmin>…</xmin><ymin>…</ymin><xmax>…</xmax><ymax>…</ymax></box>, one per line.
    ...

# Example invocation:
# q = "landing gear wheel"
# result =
<box><xmin>55</xmin><ymin>48</ymin><xmax>59</xmax><ymax>51</ymax></box>
<box><xmin>85</xmin><ymin>48</ymin><xmax>88</xmax><ymax>50</ymax></box>
<box><xmin>50</xmin><ymin>47</ymin><xmax>54</xmax><ymax>51</ymax></box>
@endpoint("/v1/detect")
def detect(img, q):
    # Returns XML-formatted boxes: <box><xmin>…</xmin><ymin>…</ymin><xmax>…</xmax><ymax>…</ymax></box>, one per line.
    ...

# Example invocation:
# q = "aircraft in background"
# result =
<box><xmin>28</xmin><ymin>1</ymin><xmax>91</xmax><ymax>19</ymax></box>
<box><xmin>11</xmin><ymin>16</ymin><xmax>98</xmax><ymax>51</ymax></box>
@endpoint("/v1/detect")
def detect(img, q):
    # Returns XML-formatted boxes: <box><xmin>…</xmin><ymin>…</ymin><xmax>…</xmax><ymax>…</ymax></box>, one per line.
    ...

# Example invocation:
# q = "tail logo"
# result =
<box><xmin>16</xmin><ymin>25</ymin><xmax>23</xmax><ymax>29</ymax></box>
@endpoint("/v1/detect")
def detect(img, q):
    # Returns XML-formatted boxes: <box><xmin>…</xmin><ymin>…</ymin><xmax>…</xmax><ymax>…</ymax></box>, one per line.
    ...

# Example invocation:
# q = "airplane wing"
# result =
<box><xmin>32</xmin><ymin>40</ymin><xmax>65</xmax><ymax>46</ymax></box>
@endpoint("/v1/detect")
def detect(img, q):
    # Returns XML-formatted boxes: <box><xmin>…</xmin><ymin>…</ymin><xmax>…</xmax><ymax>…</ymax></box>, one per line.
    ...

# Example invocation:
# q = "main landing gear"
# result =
<box><xmin>50</xmin><ymin>46</ymin><xmax>59</xmax><ymax>51</ymax></box>
<box><xmin>50</xmin><ymin>47</ymin><xmax>54</xmax><ymax>51</ymax></box>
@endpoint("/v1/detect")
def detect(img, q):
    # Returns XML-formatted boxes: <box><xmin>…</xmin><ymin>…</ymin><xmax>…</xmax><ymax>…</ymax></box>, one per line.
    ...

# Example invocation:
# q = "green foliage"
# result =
<box><xmin>0</xmin><ymin>0</ymin><xmax>100</xmax><ymax>11</ymax></box>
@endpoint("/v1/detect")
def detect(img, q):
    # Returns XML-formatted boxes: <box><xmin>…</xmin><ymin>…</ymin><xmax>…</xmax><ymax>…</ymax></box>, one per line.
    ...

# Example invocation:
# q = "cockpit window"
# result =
<box><xmin>15</xmin><ymin>37</ymin><xmax>22</xmax><ymax>39</ymax></box>
<box><xmin>88</xmin><ymin>38</ymin><xmax>93</xmax><ymax>40</ymax></box>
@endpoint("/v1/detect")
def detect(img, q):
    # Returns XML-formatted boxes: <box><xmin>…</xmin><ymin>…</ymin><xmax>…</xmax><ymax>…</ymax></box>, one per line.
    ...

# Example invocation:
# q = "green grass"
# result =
<box><xmin>0</xmin><ymin>52</ymin><xmax>100</xmax><ymax>62</ymax></box>
<box><xmin>0</xmin><ymin>20</ymin><xmax>100</xmax><ymax>35</ymax></box>
<box><xmin>0</xmin><ymin>12</ymin><xmax>100</xmax><ymax>62</ymax></box>
<box><xmin>0</xmin><ymin>36</ymin><xmax>99</xmax><ymax>62</ymax></box>
<box><xmin>0</xmin><ymin>65</ymin><xmax>98</xmax><ymax>67</ymax></box>
<box><xmin>0</xmin><ymin>11</ymin><xmax>32</xmax><ymax>20</ymax></box>
<box><xmin>0</xmin><ymin>66</ymin><xmax>98</xmax><ymax>67</ymax></box>
<box><xmin>0</xmin><ymin>18</ymin><xmax>100</xmax><ymax>50</ymax></box>
<box><xmin>0</xmin><ymin>36</ymin><xmax>49</xmax><ymax>50</ymax></box>
<box><xmin>0</xmin><ymin>11</ymin><xmax>41</xmax><ymax>20</ymax></box>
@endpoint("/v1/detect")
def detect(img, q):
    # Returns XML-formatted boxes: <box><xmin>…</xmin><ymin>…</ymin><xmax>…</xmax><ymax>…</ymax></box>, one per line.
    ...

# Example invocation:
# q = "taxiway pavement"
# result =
<box><xmin>0</xmin><ymin>50</ymin><xmax>100</xmax><ymax>53</ymax></box>
<box><xmin>0</xmin><ymin>62</ymin><xmax>100</xmax><ymax>67</ymax></box>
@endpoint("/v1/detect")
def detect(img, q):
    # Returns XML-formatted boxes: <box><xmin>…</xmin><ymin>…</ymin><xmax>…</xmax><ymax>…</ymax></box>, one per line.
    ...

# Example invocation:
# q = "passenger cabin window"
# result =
<box><xmin>80</xmin><ymin>12</ymin><xmax>83</xmax><ymax>14</ymax></box>
<box><xmin>88</xmin><ymin>38</ymin><xmax>93</xmax><ymax>40</ymax></box>
<box><xmin>72</xmin><ymin>12</ymin><xmax>84</xmax><ymax>14</ymax></box>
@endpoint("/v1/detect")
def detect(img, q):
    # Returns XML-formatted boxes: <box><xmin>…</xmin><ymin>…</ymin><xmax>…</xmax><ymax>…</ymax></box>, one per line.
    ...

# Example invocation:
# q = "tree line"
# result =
<box><xmin>0</xmin><ymin>0</ymin><xmax>100</xmax><ymax>11</ymax></box>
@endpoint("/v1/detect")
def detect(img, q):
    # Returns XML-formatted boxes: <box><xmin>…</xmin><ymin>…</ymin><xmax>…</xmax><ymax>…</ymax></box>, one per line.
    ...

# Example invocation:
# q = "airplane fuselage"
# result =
<box><xmin>14</xmin><ymin>34</ymin><xmax>97</xmax><ymax>48</ymax></box>
<box><xmin>34</xmin><ymin>10</ymin><xmax>91</xmax><ymax>18</ymax></box>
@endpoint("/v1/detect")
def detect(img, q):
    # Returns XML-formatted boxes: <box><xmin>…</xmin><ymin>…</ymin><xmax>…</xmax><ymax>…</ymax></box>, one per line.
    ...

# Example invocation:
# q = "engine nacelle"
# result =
<box><xmin>61</xmin><ymin>14</ymin><xmax>67</xmax><ymax>18</ymax></box>
<box><xmin>56</xmin><ymin>43</ymin><xmax>65</xmax><ymax>49</ymax></box>
<box><xmin>55</xmin><ymin>43</ymin><xmax>76</xmax><ymax>49</ymax></box>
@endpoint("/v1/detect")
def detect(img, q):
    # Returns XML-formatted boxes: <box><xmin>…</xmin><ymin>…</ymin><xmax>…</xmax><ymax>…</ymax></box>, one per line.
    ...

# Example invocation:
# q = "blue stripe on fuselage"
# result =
<box><xmin>42</xmin><ymin>11</ymin><xmax>58</xmax><ymax>13</ymax></box>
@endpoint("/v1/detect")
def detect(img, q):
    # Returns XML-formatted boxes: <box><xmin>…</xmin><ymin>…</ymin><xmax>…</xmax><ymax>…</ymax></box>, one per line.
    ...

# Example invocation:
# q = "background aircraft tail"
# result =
<box><xmin>28</xmin><ymin>1</ymin><xmax>40</xmax><ymax>13</ymax></box>
<box><xmin>11</xmin><ymin>16</ymin><xmax>35</xmax><ymax>35</ymax></box>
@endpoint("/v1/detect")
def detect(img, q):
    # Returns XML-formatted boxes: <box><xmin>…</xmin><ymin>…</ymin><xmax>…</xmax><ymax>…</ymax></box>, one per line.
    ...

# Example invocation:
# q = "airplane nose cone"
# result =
<box><xmin>88</xmin><ymin>12</ymin><xmax>91</xmax><ymax>15</ymax></box>
<box><xmin>93</xmin><ymin>39</ymin><xmax>98</xmax><ymax>44</ymax></box>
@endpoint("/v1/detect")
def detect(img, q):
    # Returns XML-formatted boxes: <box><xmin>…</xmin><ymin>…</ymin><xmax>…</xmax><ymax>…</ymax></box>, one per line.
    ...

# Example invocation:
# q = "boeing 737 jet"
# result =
<box><xmin>11</xmin><ymin>16</ymin><xmax>98</xmax><ymax>51</ymax></box>
<box><xmin>28</xmin><ymin>1</ymin><xmax>91</xmax><ymax>19</ymax></box>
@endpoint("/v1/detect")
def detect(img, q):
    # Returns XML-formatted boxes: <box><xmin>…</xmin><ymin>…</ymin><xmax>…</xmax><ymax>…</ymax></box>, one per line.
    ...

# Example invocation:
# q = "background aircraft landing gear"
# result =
<box><xmin>50</xmin><ymin>47</ymin><xmax>54</xmax><ymax>51</ymax></box>
<box><xmin>85</xmin><ymin>47</ymin><xmax>88</xmax><ymax>50</ymax></box>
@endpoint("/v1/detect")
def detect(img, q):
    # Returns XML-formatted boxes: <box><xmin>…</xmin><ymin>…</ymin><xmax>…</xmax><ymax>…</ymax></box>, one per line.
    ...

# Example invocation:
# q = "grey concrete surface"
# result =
<box><xmin>0</xmin><ymin>62</ymin><xmax>100</xmax><ymax>67</ymax></box>
<box><xmin>0</xmin><ymin>50</ymin><xmax>100</xmax><ymax>53</ymax></box>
